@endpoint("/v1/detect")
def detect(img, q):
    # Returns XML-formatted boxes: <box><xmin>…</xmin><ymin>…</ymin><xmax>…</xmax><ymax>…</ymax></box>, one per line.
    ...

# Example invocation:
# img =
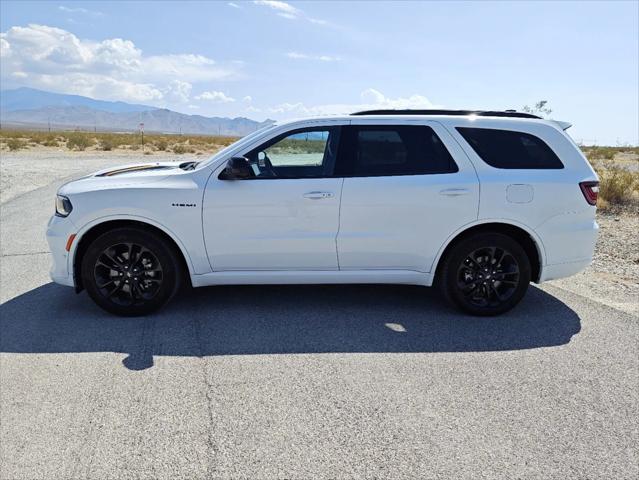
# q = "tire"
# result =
<box><xmin>439</xmin><ymin>233</ymin><xmax>531</xmax><ymax>316</ymax></box>
<box><xmin>81</xmin><ymin>227</ymin><xmax>182</xmax><ymax>316</ymax></box>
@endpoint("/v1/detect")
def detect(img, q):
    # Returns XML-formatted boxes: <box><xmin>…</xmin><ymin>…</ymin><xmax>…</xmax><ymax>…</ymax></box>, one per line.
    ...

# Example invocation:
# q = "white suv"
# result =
<box><xmin>47</xmin><ymin>110</ymin><xmax>599</xmax><ymax>316</ymax></box>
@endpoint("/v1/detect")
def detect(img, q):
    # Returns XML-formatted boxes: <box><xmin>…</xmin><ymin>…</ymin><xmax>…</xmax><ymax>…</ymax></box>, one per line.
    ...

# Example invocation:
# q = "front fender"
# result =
<box><xmin>68</xmin><ymin>213</ymin><xmax>208</xmax><ymax>286</ymax></box>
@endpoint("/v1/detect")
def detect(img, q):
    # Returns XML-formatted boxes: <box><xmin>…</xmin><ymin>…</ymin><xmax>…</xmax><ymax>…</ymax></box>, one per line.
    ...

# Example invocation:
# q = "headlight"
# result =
<box><xmin>55</xmin><ymin>195</ymin><xmax>73</xmax><ymax>217</ymax></box>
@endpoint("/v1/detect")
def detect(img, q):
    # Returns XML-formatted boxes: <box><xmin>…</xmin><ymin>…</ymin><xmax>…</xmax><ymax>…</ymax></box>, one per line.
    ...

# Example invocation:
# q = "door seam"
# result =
<box><xmin>335</xmin><ymin>177</ymin><xmax>345</xmax><ymax>270</ymax></box>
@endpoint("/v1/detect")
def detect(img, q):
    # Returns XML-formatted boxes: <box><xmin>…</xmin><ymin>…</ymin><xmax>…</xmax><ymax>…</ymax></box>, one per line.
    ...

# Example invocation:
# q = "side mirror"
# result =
<box><xmin>219</xmin><ymin>156</ymin><xmax>253</xmax><ymax>180</ymax></box>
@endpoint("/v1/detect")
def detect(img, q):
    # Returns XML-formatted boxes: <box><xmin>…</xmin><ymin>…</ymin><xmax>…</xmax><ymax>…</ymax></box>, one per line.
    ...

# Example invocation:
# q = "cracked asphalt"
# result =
<box><xmin>1</xmin><ymin>170</ymin><xmax>638</xmax><ymax>479</ymax></box>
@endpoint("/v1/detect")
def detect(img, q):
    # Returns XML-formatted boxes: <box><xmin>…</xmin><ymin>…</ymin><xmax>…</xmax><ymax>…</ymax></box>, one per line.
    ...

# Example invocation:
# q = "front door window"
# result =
<box><xmin>245</xmin><ymin>127</ymin><xmax>340</xmax><ymax>178</ymax></box>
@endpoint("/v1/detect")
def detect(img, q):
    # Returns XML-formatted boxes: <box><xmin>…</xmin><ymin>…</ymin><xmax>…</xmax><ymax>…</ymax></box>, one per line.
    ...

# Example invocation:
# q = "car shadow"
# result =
<box><xmin>0</xmin><ymin>283</ymin><xmax>581</xmax><ymax>370</ymax></box>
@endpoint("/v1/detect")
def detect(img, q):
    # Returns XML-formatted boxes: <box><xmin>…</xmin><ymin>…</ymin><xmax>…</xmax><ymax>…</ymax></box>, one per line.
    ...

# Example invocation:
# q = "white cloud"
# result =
<box><xmin>0</xmin><ymin>37</ymin><xmax>10</xmax><ymax>57</ymax></box>
<box><xmin>0</xmin><ymin>24</ymin><xmax>241</xmax><ymax>103</ymax></box>
<box><xmin>253</xmin><ymin>0</ymin><xmax>328</xmax><ymax>25</ymax></box>
<box><xmin>195</xmin><ymin>91</ymin><xmax>236</xmax><ymax>103</ymax></box>
<box><xmin>242</xmin><ymin>95</ymin><xmax>253</xmax><ymax>102</ymax></box>
<box><xmin>58</xmin><ymin>5</ymin><xmax>103</xmax><ymax>16</ymax></box>
<box><xmin>227</xmin><ymin>2</ymin><xmax>241</xmax><ymax>8</ymax></box>
<box><xmin>267</xmin><ymin>89</ymin><xmax>436</xmax><ymax>118</ymax></box>
<box><xmin>253</xmin><ymin>1</ymin><xmax>300</xmax><ymax>15</ymax></box>
<box><xmin>164</xmin><ymin>80</ymin><xmax>192</xmax><ymax>103</ymax></box>
<box><xmin>287</xmin><ymin>52</ymin><xmax>340</xmax><ymax>62</ymax></box>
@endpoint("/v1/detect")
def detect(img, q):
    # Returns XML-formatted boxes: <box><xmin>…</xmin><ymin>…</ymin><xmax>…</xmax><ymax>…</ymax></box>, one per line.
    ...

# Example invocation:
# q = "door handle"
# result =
<box><xmin>303</xmin><ymin>191</ymin><xmax>334</xmax><ymax>199</ymax></box>
<box><xmin>439</xmin><ymin>188</ymin><xmax>470</xmax><ymax>196</ymax></box>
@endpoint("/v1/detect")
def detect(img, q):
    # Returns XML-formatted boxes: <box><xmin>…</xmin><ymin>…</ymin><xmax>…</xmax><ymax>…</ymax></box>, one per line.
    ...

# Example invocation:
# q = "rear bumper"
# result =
<box><xmin>538</xmin><ymin>258</ymin><xmax>592</xmax><ymax>282</ymax></box>
<box><xmin>536</xmin><ymin>213</ymin><xmax>598</xmax><ymax>282</ymax></box>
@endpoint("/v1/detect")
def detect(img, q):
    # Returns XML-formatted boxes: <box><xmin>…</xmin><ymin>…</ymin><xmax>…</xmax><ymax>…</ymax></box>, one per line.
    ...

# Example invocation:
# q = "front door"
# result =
<box><xmin>203</xmin><ymin>126</ymin><xmax>343</xmax><ymax>271</ymax></box>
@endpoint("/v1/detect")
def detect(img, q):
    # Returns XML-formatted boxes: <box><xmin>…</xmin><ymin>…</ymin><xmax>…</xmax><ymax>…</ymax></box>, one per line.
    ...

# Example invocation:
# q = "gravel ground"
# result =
<box><xmin>1</xmin><ymin>149</ymin><xmax>638</xmax><ymax>479</ymax></box>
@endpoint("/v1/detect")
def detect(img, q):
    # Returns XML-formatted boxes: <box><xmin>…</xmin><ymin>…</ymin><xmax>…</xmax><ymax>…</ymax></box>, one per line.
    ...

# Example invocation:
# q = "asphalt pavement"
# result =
<box><xmin>1</xmin><ymin>175</ymin><xmax>637</xmax><ymax>479</ymax></box>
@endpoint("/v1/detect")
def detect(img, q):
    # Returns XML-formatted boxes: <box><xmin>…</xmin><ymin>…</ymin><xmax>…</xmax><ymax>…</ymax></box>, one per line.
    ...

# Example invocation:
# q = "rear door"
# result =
<box><xmin>335</xmin><ymin>120</ymin><xmax>479</xmax><ymax>272</ymax></box>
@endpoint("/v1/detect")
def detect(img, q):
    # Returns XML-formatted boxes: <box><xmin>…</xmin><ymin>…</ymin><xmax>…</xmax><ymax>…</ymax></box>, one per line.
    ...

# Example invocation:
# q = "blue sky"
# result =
<box><xmin>1</xmin><ymin>0</ymin><xmax>637</xmax><ymax>145</ymax></box>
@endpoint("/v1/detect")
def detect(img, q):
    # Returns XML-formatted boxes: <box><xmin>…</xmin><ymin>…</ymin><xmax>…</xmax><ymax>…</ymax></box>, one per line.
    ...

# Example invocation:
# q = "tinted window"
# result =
<box><xmin>244</xmin><ymin>127</ymin><xmax>340</xmax><ymax>178</ymax></box>
<box><xmin>456</xmin><ymin>127</ymin><xmax>563</xmax><ymax>169</ymax></box>
<box><xmin>335</xmin><ymin>125</ymin><xmax>458</xmax><ymax>177</ymax></box>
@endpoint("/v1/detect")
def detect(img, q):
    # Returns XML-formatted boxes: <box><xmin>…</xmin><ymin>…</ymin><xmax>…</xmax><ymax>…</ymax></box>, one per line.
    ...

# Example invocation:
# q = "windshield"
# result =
<box><xmin>198</xmin><ymin>124</ymin><xmax>278</xmax><ymax>168</ymax></box>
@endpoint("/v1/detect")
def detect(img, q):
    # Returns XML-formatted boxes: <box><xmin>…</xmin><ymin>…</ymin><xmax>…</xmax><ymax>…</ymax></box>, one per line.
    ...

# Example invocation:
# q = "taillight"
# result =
<box><xmin>579</xmin><ymin>181</ymin><xmax>599</xmax><ymax>206</ymax></box>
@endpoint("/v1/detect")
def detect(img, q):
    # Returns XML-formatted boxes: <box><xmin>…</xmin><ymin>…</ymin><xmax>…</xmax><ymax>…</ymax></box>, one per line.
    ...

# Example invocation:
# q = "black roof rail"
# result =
<box><xmin>350</xmin><ymin>109</ymin><xmax>542</xmax><ymax>119</ymax></box>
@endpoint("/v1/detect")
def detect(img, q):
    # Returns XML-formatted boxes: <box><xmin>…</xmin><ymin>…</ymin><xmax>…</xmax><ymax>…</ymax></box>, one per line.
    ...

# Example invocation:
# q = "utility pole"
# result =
<box><xmin>139</xmin><ymin>122</ymin><xmax>145</xmax><ymax>151</ymax></box>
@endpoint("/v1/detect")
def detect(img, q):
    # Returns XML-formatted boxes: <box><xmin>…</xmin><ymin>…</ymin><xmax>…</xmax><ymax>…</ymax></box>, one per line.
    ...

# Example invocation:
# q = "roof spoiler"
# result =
<box><xmin>551</xmin><ymin>120</ymin><xmax>572</xmax><ymax>130</ymax></box>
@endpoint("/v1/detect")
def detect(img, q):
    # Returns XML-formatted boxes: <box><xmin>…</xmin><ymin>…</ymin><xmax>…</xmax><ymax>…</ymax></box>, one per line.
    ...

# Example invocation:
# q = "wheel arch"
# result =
<box><xmin>432</xmin><ymin>220</ymin><xmax>546</xmax><ymax>284</ymax></box>
<box><xmin>71</xmin><ymin>216</ymin><xmax>194</xmax><ymax>292</ymax></box>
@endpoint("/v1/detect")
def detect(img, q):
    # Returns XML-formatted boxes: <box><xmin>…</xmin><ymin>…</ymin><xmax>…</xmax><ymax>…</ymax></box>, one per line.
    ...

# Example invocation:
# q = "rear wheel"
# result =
<box><xmin>439</xmin><ymin>233</ymin><xmax>531</xmax><ymax>316</ymax></box>
<box><xmin>81</xmin><ymin>227</ymin><xmax>182</xmax><ymax>316</ymax></box>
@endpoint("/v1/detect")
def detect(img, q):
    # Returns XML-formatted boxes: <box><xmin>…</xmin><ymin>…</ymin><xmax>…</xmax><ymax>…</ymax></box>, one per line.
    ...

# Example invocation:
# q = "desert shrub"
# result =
<box><xmin>35</xmin><ymin>134</ymin><xmax>60</xmax><ymax>147</ymax></box>
<box><xmin>155</xmin><ymin>139</ymin><xmax>168</xmax><ymax>151</ymax></box>
<box><xmin>595</xmin><ymin>166</ymin><xmax>639</xmax><ymax>207</ymax></box>
<box><xmin>98</xmin><ymin>138</ymin><xmax>114</xmax><ymax>151</ymax></box>
<box><xmin>7</xmin><ymin>138</ymin><xmax>27</xmax><ymax>151</ymax></box>
<box><xmin>582</xmin><ymin>146</ymin><xmax>639</xmax><ymax>163</ymax></box>
<box><xmin>65</xmin><ymin>133</ymin><xmax>93</xmax><ymax>151</ymax></box>
<box><xmin>588</xmin><ymin>147</ymin><xmax>616</xmax><ymax>160</ymax></box>
<box><xmin>172</xmin><ymin>144</ymin><xmax>188</xmax><ymax>154</ymax></box>
<box><xmin>97</xmin><ymin>134</ymin><xmax>127</xmax><ymax>150</ymax></box>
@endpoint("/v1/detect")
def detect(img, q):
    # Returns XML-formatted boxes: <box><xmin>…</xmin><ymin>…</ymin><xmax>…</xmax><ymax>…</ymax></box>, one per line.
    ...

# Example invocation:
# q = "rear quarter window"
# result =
<box><xmin>456</xmin><ymin>127</ymin><xmax>564</xmax><ymax>169</ymax></box>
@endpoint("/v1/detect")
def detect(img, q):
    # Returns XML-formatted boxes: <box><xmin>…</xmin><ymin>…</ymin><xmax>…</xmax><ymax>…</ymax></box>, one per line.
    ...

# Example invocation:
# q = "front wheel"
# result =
<box><xmin>81</xmin><ymin>227</ymin><xmax>182</xmax><ymax>316</ymax></box>
<box><xmin>439</xmin><ymin>233</ymin><xmax>531</xmax><ymax>316</ymax></box>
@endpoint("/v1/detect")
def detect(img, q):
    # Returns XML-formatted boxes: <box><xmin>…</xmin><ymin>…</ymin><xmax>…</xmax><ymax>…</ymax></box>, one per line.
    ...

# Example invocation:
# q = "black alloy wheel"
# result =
<box><xmin>82</xmin><ymin>227</ymin><xmax>182</xmax><ymax>316</ymax></box>
<box><xmin>93</xmin><ymin>242</ymin><xmax>164</xmax><ymax>306</ymax></box>
<box><xmin>456</xmin><ymin>246</ymin><xmax>520</xmax><ymax>308</ymax></box>
<box><xmin>440</xmin><ymin>232</ymin><xmax>531</xmax><ymax>316</ymax></box>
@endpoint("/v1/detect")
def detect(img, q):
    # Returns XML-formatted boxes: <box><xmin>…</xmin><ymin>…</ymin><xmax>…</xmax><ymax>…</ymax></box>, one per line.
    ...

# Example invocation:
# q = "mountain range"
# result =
<box><xmin>0</xmin><ymin>88</ymin><xmax>273</xmax><ymax>136</ymax></box>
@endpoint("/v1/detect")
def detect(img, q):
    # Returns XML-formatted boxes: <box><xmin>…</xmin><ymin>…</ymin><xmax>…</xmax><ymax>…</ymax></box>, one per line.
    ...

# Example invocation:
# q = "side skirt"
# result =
<box><xmin>190</xmin><ymin>270</ymin><xmax>433</xmax><ymax>288</ymax></box>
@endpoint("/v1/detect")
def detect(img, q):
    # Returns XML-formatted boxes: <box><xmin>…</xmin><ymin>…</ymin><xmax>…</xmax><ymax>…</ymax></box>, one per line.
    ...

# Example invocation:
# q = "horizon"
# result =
<box><xmin>1</xmin><ymin>1</ymin><xmax>637</xmax><ymax>145</ymax></box>
<box><xmin>0</xmin><ymin>86</ymin><xmax>278</xmax><ymax>122</ymax></box>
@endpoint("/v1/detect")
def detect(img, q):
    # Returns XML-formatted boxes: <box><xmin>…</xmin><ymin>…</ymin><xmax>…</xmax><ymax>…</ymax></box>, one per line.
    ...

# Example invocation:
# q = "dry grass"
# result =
<box><xmin>6</xmin><ymin>138</ymin><xmax>27</xmax><ymax>151</ymax></box>
<box><xmin>580</xmin><ymin>146</ymin><xmax>639</xmax><ymax>161</ymax></box>
<box><xmin>0</xmin><ymin>129</ymin><xmax>238</xmax><ymax>155</ymax></box>
<box><xmin>580</xmin><ymin>146</ymin><xmax>639</xmax><ymax>210</ymax></box>
<box><xmin>593</xmin><ymin>164</ymin><xmax>639</xmax><ymax>210</ymax></box>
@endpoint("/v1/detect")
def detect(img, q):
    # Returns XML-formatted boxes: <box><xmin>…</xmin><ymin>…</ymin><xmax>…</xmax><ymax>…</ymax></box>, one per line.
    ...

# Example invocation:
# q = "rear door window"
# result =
<box><xmin>456</xmin><ymin>127</ymin><xmax>564</xmax><ymax>169</ymax></box>
<box><xmin>335</xmin><ymin>125</ymin><xmax>458</xmax><ymax>177</ymax></box>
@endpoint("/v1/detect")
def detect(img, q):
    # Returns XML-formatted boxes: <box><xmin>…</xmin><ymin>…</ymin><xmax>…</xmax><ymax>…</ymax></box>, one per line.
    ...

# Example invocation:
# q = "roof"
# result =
<box><xmin>351</xmin><ymin>109</ymin><xmax>542</xmax><ymax>119</ymax></box>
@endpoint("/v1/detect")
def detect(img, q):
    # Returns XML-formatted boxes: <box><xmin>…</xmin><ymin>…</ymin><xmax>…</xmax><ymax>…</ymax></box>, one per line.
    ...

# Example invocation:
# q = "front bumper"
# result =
<box><xmin>46</xmin><ymin>214</ymin><xmax>76</xmax><ymax>287</ymax></box>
